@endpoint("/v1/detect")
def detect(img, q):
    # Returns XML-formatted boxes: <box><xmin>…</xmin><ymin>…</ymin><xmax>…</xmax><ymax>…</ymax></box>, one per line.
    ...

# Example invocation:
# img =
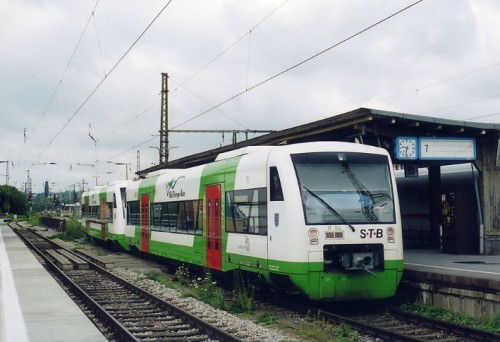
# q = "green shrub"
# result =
<box><xmin>227</xmin><ymin>271</ymin><xmax>254</xmax><ymax>313</ymax></box>
<box><xmin>27</xmin><ymin>212</ymin><xmax>40</xmax><ymax>226</ymax></box>
<box><xmin>64</xmin><ymin>216</ymin><xmax>85</xmax><ymax>240</ymax></box>
<box><xmin>49</xmin><ymin>216</ymin><xmax>85</xmax><ymax>241</ymax></box>
<box><xmin>192</xmin><ymin>271</ymin><xmax>226</xmax><ymax>309</ymax></box>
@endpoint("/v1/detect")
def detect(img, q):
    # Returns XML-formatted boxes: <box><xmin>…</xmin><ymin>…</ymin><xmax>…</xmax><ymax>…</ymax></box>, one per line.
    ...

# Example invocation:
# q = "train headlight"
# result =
<box><xmin>387</xmin><ymin>227</ymin><xmax>395</xmax><ymax>243</ymax></box>
<box><xmin>308</xmin><ymin>228</ymin><xmax>319</xmax><ymax>239</ymax></box>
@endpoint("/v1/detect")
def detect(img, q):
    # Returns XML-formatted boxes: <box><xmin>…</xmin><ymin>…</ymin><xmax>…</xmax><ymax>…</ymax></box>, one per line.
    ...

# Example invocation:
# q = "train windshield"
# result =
<box><xmin>292</xmin><ymin>152</ymin><xmax>395</xmax><ymax>225</ymax></box>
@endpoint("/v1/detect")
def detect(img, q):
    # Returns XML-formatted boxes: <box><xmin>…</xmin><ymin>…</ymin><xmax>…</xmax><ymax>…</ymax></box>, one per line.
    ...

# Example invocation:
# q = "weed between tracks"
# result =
<box><xmin>143</xmin><ymin>266</ymin><xmax>362</xmax><ymax>341</ymax></box>
<box><xmin>47</xmin><ymin>216</ymin><xmax>86</xmax><ymax>241</ymax></box>
<box><xmin>399</xmin><ymin>302</ymin><xmax>500</xmax><ymax>334</ymax></box>
<box><xmin>160</xmin><ymin>266</ymin><xmax>253</xmax><ymax>313</ymax></box>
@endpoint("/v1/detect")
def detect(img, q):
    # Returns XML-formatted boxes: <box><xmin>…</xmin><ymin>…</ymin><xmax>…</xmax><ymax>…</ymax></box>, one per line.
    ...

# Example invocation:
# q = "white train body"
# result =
<box><xmin>82</xmin><ymin>142</ymin><xmax>403</xmax><ymax>300</ymax></box>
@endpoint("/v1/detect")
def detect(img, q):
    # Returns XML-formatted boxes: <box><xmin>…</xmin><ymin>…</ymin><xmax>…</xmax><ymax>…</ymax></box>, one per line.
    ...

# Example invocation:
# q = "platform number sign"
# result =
<box><xmin>404</xmin><ymin>164</ymin><xmax>419</xmax><ymax>178</ymax></box>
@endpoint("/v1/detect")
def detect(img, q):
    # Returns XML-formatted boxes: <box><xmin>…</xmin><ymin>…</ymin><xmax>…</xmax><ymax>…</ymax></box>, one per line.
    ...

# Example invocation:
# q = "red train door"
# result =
<box><xmin>85</xmin><ymin>200</ymin><xmax>89</xmax><ymax>235</ymax></box>
<box><xmin>206</xmin><ymin>185</ymin><xmax>222</xmax><ymax>270</ymax></box>
<box><xmin>100</xmin><ymin>198</ymin><xmax>106</xmax><ymax>240</ymax></box>
<box><xmin>141</xmin><ymin>194</ymin><xmax>149</xmax><ymax>253</ymax></box>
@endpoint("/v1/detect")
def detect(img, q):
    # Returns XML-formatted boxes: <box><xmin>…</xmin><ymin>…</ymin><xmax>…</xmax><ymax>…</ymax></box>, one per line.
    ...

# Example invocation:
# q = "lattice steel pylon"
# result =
<box><xmin>159</xmin><ymin>72</ymin><xmax>169</xmax><ymax>164</ymax></box>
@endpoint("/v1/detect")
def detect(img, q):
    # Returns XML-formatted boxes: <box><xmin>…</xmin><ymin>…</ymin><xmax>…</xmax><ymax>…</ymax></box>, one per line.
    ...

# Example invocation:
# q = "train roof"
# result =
<box><xmin>215</xmin><ymin>141</ymin><xmax>388</xmax><ymax>162</ymax></box>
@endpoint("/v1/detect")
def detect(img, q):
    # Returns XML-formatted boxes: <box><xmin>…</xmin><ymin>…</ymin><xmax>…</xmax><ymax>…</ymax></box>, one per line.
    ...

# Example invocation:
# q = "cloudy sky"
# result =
<box><xmin>1</xmin><ymin>0</ymin><xmax>499</xmax><ymax>195</ymax></box>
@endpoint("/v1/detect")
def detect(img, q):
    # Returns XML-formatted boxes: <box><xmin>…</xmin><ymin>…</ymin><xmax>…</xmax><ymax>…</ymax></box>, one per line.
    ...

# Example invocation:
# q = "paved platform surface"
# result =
<box><xmin>404</xmin><ymin>249</ymin><xmax>500</xmax><ymax>291</ymax></box>
<box><xmin>0</xmin><ymin>222</ymin><xmax>107</xmax><ymax>342</ymax></box>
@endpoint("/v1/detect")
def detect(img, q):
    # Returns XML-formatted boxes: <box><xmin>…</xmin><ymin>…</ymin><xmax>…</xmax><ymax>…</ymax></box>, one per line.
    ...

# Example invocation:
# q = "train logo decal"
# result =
<box><xmin>166</xmin><ymin>176</ymin><xmax>186</xmax><ymax>199</ymax></box>
<box><xmin>359</xmin><ymin>228</ymin><xmax>384</xmax><ymax>239</ymax></box>
<box><xmin>274</xmin><ymin>213</ymin><xmax>279</xmax><ymax>227</ymax></box>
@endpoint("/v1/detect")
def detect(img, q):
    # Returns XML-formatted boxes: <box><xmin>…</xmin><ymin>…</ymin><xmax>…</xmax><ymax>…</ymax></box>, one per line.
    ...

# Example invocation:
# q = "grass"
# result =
<box><xmin>399</xmin><ymin>302</ymin><xmax>500</xmax><ymax>333</ymax></box>
<box><xmin>48</xmin><ymin>216</ymin><xmax>86</xmax><ymax>241</ymax></box>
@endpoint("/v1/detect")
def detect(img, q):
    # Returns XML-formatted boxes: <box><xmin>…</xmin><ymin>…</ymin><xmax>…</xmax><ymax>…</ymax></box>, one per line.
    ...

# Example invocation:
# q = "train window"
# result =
<box><xmin>107</xmin><ymin>202</ymin><xmax>113</xmax><ymax>222</ymax></box>
<box><xmin>270</xmin><ymin>167</ymin><xmax>284</xmax><ymax>201</ymax></box>
<box><xmin>151</xmin><ymin>200</ymin><xmax>202</xmax><ymax>235</ymax></box>
<box><xmin>292</xmin><ymin>152</ymin><xmax>395</xmax><ymax>225</ymax></box>
<box><xmin>127</xmin><ymin>201</ymin><xmax>140</xmax><ymax>225</ymax></box>
<box><xmin>120</xmin><ymin>188</ymin><xmax>127</xmax><ymax>219</ymax></box>
<box><xmin>225</xmin><ymin>188</ymin><xmax>267</xmax><ymax>235</ymax></box>
<box><xmin>89</xmin><ymin>205</ymin><xmax>99</xmax><ymax>221</ymax></box>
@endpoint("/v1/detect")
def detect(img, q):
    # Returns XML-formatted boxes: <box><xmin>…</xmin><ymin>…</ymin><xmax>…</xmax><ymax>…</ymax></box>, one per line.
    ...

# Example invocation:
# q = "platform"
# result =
<box><xmin>403</xmin><ymin>249</ymin><xmax>500</xmax><ymax>291</ymax></box>
<box><xmin>0</xmin><ymin>221</ymin><xmax>107</xmax><ymax>342</ymax></box>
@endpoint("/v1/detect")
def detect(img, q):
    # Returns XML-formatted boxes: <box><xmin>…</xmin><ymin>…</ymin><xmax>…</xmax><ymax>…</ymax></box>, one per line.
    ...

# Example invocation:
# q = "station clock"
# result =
<box><xmin>395</xmin><ymin>137</ymin><xmax>418</xmax><ymax>160</ymax></box>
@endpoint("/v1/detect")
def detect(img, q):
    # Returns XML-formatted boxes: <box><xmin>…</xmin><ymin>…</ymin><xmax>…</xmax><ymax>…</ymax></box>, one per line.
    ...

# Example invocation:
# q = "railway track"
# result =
<box><xmin>320</xmin><ymin>307</ymin><xmax>499</xmax><ymax>342</ymax></box>
<box><xmin>266</xmin><ymin>295</ymin><xmax>500</xmax><ymax>342</ymax></box>
<box><xmin>11</xmin><ymin>222</ymin><xmax>499</xmax><ymax>342</ymax></box>
<box><xmin>12</xmin><ymin>225</ymin><xmax>242</xmax><ymax>342</ymax></box>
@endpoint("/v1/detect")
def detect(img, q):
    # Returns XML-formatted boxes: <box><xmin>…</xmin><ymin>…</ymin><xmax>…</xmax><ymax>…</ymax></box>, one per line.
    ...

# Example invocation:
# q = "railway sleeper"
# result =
<box><xmin>134</xmin><ymin>330</ymin><xmax>204</xmax><ymax>339</ymax></box>
<box><xmin>114</xmin><ymin>313</ymin><xmax>176</xmax><ymax>320</ymax></box>
<box><xmin>120</xmin><ymin>318</ymin><xmax>182</xmax><ymax>326</ymax></box>
<box><xmin>106</xmin><ymin>308</ymin><xmax>166</xmax><ymax>315</ymax></box>
<box><xmin>74</xmin><ymin>248</ymin><xmax>114</xmax><ymax>269</ymax></box>
<box><xmin>56</xmin><ymin>249</ymin><xmax>89</xmax><ymax>270</ymax></box>
<box><xmin>46</xmin><ymin>250</ymin><xmax>77</xmax><ymax>271</ymax></box>
<box><xmin>128</xmin><ymin>323</ymin><xmax>193</xmax><ymax>332</ymax></box>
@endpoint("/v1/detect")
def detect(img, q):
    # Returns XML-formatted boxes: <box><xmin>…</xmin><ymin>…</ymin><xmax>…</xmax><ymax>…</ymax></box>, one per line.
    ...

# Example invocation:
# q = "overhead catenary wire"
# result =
<box><xmin>370</xmin><ymin>60</ymin><xmax>500</xmax><ymax>106</ymax></box>
<box><xmin>172</xmin><ymin>0</ymin><xmax>424</xmax><ymax>130</ymax></box>
<box><xmin>99</xmin><ymin>1</ymin><xmax>292</xmax><ymax>164</ymax></box>
<box><xmin>29</xmin><ymin>0</ymin><xmax>101</xmax><ymax>139</ymax></box>
<box><xmin>105</xmin><ymin>0</ymin><xmax>425</xmax><ymax>164</ymax></box>
<box><xmin>169</xmin><ymin>0</ymin><xmax>290</xmax><ymax>131</ymax></box>
<box><xmin>38</xmin><ymin>0</ymin><xmax>175</xmax><ymax>159</ymax></box>
<box><xmin>92</xmin><ymin>9</ymin><xmax>107</xmax><ymax>77</ymax></box>
<box><xmin>177</xmin><ymin>0</ymin><xmax>291</xmax><ymax>89</ymax></box>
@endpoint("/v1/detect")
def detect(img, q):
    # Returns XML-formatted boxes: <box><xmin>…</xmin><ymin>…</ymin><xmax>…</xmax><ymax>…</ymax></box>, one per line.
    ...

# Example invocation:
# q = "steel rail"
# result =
<box><xmin>388</xmin><ymin>306</ymin><xmax>500</xmax><ymax>342</ymax></box>
<box><xmin>11</xmin><ymin>226</ymin><xmax>139</xmax><ymax>341</ymax></box>
<box><xmin>11</xmin><ymin>225</ymin><xmax>242</xmax><ymax>342</ymax></box>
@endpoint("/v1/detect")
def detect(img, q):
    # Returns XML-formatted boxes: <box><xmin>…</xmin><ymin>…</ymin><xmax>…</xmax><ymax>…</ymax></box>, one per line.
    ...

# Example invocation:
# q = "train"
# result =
<box><xmin>81</xmin><ymin>142</ymin><xmax>404</xmax><ymax>301</ymax></box>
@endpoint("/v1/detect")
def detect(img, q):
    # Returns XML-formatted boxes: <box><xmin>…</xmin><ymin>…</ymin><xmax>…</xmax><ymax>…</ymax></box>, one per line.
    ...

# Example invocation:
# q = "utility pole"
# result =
<box><xmin>137</xmin><ymin>150</ymin><xmax>140</xmax><ymax>173</ymax></box>
<box><xmin>82</xmin><ymin>179</ymin><xmax>88</xmax><ymax>192</ymax></box>
<box><xmin>159</xmin><ymin>73</ymin><xmax>169</xmax><ymax>165</ymax></box>
<box><xmin>0</xmin><ymin>161</ymin><xmax>9</xmax><ymax>185</ymax></box>
<box><xmin>155</xmin><ymin>73</ymin><xmax>274</xmax><ymax>165</ymax></box>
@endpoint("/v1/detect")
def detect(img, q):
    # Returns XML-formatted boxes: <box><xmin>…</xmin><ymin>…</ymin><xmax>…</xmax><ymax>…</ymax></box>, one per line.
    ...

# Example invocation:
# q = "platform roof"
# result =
<box><xmin>139</xmin><ymin>107</ymin><xmax>500</xmax><ymax>173</ymax></box>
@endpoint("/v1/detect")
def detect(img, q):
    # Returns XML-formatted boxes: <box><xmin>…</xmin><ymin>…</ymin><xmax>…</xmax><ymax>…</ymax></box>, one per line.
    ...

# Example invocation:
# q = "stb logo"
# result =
<box><xmin>274</xmin><ymin>213</ymin><xmax>279</xmax><ymax>227</ymax></box>
<box><xmin>166</xmin><ymin>176</ymin><xmax>185</xmax><ymax>192</ymax></box>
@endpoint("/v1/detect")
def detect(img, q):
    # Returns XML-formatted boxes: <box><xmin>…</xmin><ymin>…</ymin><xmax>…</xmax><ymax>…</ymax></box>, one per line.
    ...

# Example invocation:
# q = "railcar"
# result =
<box><xmin>120</xmin><ymin>142</ymin><xmax>403</xmax><ymax>301</ymax></box>
<box><xmin>81</xmin><ymin>180</ymin><xmax>129</xmax><ymax>248</ymax></box>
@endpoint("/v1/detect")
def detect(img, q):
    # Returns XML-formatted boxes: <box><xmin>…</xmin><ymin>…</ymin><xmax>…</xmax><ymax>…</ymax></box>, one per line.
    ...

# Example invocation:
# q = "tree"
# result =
<box><xmin>0</xmin><ymin>185</ymin><xmax>29</xmax><ymax>215</ymax></box>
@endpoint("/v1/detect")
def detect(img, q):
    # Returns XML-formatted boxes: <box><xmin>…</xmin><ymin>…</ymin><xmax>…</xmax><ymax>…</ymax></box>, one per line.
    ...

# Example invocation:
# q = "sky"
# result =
<box><xmin>1</xmin><ymin>0</ymin><xmax>500</xmax><ymax>196</ymax></box>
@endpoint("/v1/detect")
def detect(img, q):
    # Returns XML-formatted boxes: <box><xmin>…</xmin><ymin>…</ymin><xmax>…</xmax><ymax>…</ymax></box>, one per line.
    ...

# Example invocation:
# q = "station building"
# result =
<box><xmin>139</xmin><ymin>108</ymin><xmax>500</xmax><ymax>255</ymax></box>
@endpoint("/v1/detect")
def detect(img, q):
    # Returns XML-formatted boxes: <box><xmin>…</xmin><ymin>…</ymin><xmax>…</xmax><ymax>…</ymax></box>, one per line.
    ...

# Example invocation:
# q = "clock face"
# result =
<box><xmin>396</xmin><ymin>137</ymin><xmax>417</xmax><ymax>159</ymax></box>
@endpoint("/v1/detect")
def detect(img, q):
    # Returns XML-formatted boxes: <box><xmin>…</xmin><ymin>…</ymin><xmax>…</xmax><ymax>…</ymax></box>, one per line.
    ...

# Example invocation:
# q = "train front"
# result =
<box><xmin>267</xmin><ymin>143</ymin><xmax>403</xmax><ymax>301</ymax></box>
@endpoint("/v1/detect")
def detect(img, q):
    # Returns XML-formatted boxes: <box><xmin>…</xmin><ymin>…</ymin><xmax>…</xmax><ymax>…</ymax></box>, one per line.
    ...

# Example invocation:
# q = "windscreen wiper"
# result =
<box><xmin>302</xmin><ymin>186</ymin><xmax>356</xmax><ymax>232</ymax></box>
<box><xmin>342</xmin><ymin>163</ymin><xmax>379</xmax><ymax>222</ymax></box>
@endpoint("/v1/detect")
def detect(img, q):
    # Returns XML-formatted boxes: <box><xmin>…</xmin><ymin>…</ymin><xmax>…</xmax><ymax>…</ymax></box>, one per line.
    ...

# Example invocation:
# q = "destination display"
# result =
<box><xmin>419</xmin><ymin>137</ymin><xmax>476</xmax><ymax>160</ymax></box>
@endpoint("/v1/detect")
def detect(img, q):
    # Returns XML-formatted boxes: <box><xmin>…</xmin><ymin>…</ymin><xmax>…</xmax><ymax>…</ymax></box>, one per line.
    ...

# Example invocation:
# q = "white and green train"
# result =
<box><xmin>81</xmin><ymin>142</ymin><xmax>403</xmax><ymax>301</ymax></box>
